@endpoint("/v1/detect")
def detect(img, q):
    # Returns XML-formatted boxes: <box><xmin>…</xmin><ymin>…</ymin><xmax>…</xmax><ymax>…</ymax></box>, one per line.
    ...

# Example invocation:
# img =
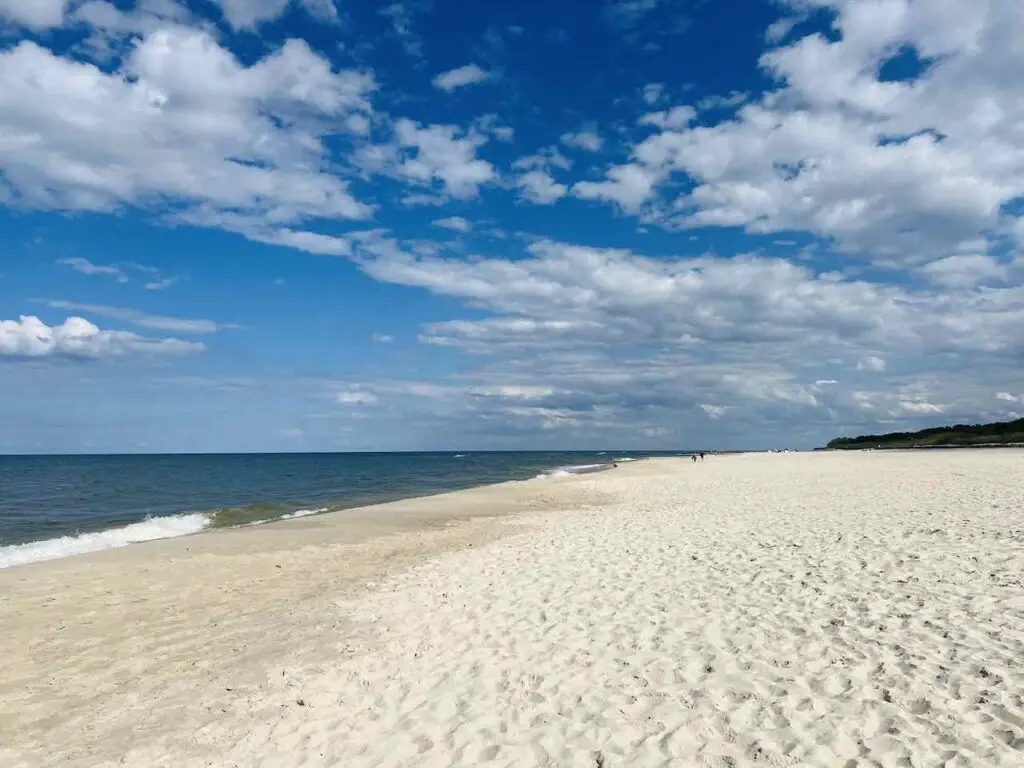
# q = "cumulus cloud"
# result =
<box><xmin>0</xmin><ymin>0</ymin><xmax>68</xmax><ymax>28</ymax></box>
<box><xmin>561</xmin><ymin>130</ymin><xmax>603</xmax><ymax>152</ymax></box>
<box><xmin>642</xmin><ymin>83</ymin><xmax>665</xmax><ymax>105</ymax></box>
<box><xmin>513</xmin><ymin>147</ymin><xmax>572</xmax><ymax>172</ymax></box>
<box><xmin>917</xmin><ymin>253</ymin><xmax>1009</xmax><ymax>288</ymax></box>
<box><xmin>0</xmin><ymin>28</ymin><xmax>374</xmax><ymax>230</ymax></box>
<box><xmin>857</xmin><ymin>356</ymin><xmax>886</xmax><ymax>372</ymax></box>
<box><xmin>432</xmin><ymin>64</ymin><xmax>491</xmax><ymax>92</ymax></box>
<box><xmin>0</xmin><ymin>315</ymin><xmax>203</xmax><ymax>359</ymax></box>
<box><xmin>573</xmin><ymin>164</ymin><xmax>661</xmax><ymax>212</ymax></box>
<box><xmin>432</xmin><ymin>216</ymin><xmax>471</xmax><ymax>233</ymax></box>
<box><xmin>578</xmin><ymin>0</ymin><xmax>1024</xmax><ymax>263</ymax></box>
<box><xmin>517</xmin><ymin>170</ymin><xmax>568</xmax><ymax>205</ymax></box>
<box><xmin>358</xmin><ymin>119</ymin><xmax>496</xmax><ymax>199</ymax></box>
<box><xmin>996</xmin><ymin>392</ymin><xmax>1021</xmax><ymax>403</ymax></box>
<box><xmin>638</xmin><ymin>106</ymin><xmax>695</xmax><ymax>130</ymax></box>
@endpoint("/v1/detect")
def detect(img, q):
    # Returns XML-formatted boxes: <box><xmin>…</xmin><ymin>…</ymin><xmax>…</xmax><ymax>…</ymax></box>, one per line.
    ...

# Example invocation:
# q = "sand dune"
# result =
<box><xmin>2</xmin><ymin>451</ymin><xmax>1022</xmax><ymax>766</ymax></box>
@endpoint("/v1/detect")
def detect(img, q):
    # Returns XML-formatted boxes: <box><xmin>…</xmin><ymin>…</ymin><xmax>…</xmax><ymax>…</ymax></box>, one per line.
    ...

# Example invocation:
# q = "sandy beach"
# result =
<box><xmin>2</xmin><ymin>451</ymin><xmax>1022</xmax><ymax>767</ymax></box>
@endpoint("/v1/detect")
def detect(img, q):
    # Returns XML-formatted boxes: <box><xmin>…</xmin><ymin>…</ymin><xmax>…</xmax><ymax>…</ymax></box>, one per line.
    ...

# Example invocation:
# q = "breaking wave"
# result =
<box><xmin>0</xmin><ymin>513</ymin><xmax>211</xmax><ymax>569</ymax></box>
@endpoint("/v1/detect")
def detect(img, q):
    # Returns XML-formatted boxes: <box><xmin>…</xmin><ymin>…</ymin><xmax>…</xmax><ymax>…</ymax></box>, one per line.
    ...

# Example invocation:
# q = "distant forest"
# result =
<box><xmin>827</xmin><ymin>416</ymin><xmax>1024</xmax><ymax>449</ymax></box>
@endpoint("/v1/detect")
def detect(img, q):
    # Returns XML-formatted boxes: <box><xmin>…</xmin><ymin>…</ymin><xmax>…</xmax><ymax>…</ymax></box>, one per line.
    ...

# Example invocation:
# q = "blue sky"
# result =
<box><xmin>1</xmin><ymin>0</ymin><xmax>1022</xmax><ymax>453</ymax></box>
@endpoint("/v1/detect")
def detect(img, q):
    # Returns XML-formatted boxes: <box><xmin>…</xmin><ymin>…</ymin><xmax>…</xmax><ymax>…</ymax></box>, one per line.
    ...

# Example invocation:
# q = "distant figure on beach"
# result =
<box><xmin>692</xmin><ymin>454</ymin><xmax>698</xmax><ymax>463</ymax></box>
<box><xmin>699</xmin><ymin>452</ymin><xmax>705</xmax><ymax>461</ymax></box>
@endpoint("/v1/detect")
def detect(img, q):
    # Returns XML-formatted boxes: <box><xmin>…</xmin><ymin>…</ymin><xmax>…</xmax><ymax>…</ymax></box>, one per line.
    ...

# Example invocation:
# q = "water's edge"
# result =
<box><xmin>0</xmin><ymin>460</ymin><xmax>628</xmax><ymax>569</ymax></box>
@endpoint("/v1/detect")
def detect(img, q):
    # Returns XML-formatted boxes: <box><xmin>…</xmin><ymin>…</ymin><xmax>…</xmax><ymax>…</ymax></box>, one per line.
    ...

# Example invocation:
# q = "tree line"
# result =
<box><xmin>827</xmin><ymin>416</ymin><xmax>1024</xmax><ymax>449</ymax></box>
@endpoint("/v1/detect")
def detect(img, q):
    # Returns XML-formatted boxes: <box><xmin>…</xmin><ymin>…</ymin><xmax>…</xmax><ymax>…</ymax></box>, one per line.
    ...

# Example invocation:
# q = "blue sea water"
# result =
<box><xmin>0</xmin><ymin>451</ymin><xmax>674</xmax><ymax>568</ymax></box>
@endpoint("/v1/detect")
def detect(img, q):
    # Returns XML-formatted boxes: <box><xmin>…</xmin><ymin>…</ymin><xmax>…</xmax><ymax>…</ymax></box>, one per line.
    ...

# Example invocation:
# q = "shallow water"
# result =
<box><xmin>0</xmin><ymin>451</ymin><xmax>678</xmax><ymax>567</ymax></box>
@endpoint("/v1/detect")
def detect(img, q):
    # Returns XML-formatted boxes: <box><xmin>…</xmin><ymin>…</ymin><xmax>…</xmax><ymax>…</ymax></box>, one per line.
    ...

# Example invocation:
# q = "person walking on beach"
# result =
<box><xmin>692</xmin><ymin>454</ymin><xmax>698</xmax><ymax>463</ymax></box>
<box><xmin>699</xmin><ymin>452</ymin><xmax>705</xmax><ymax>461</ymax></box>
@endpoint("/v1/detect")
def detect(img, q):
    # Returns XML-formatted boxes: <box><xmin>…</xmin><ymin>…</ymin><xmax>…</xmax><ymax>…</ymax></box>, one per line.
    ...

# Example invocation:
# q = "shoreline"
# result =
<box><xmin>1</xmin><ymin>461</ymin><xmax>650</xmax><ymax>766</ymax></box>
<box><xmin>0</xmin><ymin>457</ymin><xmax>627</xmax><ymax>570</ymax></box>
<box><xmin>2</xmin><ymin>452</ymin><xmax>1022</xmax><ymax>767</ymax></box>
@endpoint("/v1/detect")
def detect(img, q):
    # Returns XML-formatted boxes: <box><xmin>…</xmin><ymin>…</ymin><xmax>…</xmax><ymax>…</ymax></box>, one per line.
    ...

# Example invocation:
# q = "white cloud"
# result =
<box><xmin>358</xmin><ymin>120</ymin><xmax>496</xmax><ymax>200</ymax></box>
<box><xmin>996</xmin><ymin>392</ymin><xmax>1021</xmax><ymax>403</ymax></box>
<box><xmin>697</xmin><ymin>91</ymin><xmax>747</xmax><ymax>111</ymax></box>
<box><xmin>171</xmin><ymin>210</ymin><xmax>355</xmax><ymax>256</ymax></box>
<box><xmin>372</xmin><ymin>333</ymin><xmax>394</xmax><ymax>343</ymax></box>
<box><xmin>917</xmin><ymin>253</ymin><xmax>1009</xmax><ymax>288</ymax></box>
<box><xmin>144</xmin><ymin>276</ymin><xmax>178</xmax><ymax>291</ymax></box>
<box><xmin>896</xmin><ymin>400</ymin><xmax>944</xmax><ymax>415</ymax></box>
<box><xmin>857</xmin><ymin>356</ymin><xmax>886</xmax><ymax>372</ymax></box>
<box><xmin>213</xmin><ymin>0</ymin><xmax>338</xmax><ymax>29</ymax></box>
<box><xmin>573</xmin><ymin>164</ymin><xmax>661</xmax><ymax>212</ymax></box>
<box><xmin>700</xmin><ymin>404</ymin><xmax>727</xmax><ymax>418</ymax></box>
<box><xmin>252</xmin><ymin>229</ymin><xmax>352</xmax><ymax>256</ymax></box>
<box><xmin>379</xmin><ymin>2</ymin><xmax>424</xmax><ymax>57</ymax></box>
<box><xmin>0</xmin><ymin>315</ymin><xmax>202</xmax><ymax>358</ymax></box>
<box><xmin>638</xmin><ymin>106</ymin><xmax>696</xmax><ymax>130</ymax></box>
<box><xmin>298</xmin><ymin>0</ymin><xmax>340</xmax><ymax>23</ymax></box>
<box><xmin>765</xmin><ymin>16</ymin><xmax>798</xmax><ymax>44</ymax></box>
<box><xmin>432</xmin><ymin>216</ymin><xmax>471</xmax><ymax>233</ymax></box>
<box><xmin>337</xmin><ymin>390</ymin><xmax>379</xmax><ymax>405</ymax></box>
<box><xmin>349</xmin><ymin>235</ymin><xmax>1024</xmax><ymax>366</ymax></box>
<box><xmin>561</xmin><ymin>130</ymin><xmax>603</xmax><ymax>152</ymax></box>
<box><xmin>72</xmin><ymin>0</ymin><xmax>196</xmax><ymax>40</ymax></box>
<box><xmin>58</xmin><ymin>257</ymin><xmax>128</xmax><ymax>283</ymax></box>
<box><xmin>44</xmin><ymin>301</ymin><xmax>236</xmax><ymax>334</ymax></box>
<box><xmin>580</xmin><ymin>0</ymin><xmax>1024</xmax><ymax>262</ymax></box>
<box><xmin>336</xmin><ymin>231</ymin><xmax>1024</xmax><ymax>445</ymax></box>
<box><xmin>213</xmin><ymin>0</ymin><xmax>287</xmax><ymax>28</ymax></box>
<box><xmin>517</xmin><ymin>170</ymin><xmax>568</xmax><ymax>205</ymax></box>
<box><xmin>642</xmin><ymin>83</ymin><xmax>665</xmax><ymax>105</ymax></box>
<box><xmin>469</xmin><ymin>386</ymin><xmax>555</xmax><ymax>399</ymax></box>
<box><xmin>474</xmin><ymin>113</ymin><xmax>514</xmax><ymax>142</ymax></box>
<box><xmin>513</xmin><ymin>147</ymin><xmax>572</xmax><ymax>172</ymax></box>
<box><xmin>606</xmin><ymin>0</ymin><xmax>663</xmax><ymax>30</ymax></box>
<box><xmin>0</xmin><ymin>0</ymin><xmax>68</xmax><ymax>28</ymax></box>
<box><xmin>432</xmin><ymin>64</ymin><xmax>491</xmax><ymax>93</ymax></box>
<box><xmin>0</xmin><ymin>29</ymin><xmax>374</xmax><ymax>231</ymax></box>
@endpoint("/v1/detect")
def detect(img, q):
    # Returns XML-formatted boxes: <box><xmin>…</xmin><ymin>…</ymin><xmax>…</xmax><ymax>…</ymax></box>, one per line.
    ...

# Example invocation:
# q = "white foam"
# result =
<box><xmin>532</xmin><ymin>463</ymin><xmax>611</xmax><ymax>480</ymax></box>
<box><xmin>0</xmin><ymin>513</ymin><xmax>211</xmax><ymax>570</ymax></box>
<box><xmin>280</xmin><ymin>507</ymin><xmax>328</xmax><ymax>520</ymax></box>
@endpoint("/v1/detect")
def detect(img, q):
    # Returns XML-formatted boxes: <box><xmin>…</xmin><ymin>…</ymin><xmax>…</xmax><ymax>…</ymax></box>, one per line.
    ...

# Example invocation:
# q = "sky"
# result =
<box><xmin>0</xmin><ymin>0</ymin><xmax>1022</xmax><ymax>454</ymax></box>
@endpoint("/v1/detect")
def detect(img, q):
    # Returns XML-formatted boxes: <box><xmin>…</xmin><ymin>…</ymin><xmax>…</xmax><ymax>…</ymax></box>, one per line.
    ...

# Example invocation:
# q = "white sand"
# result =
<box><xmin>2</xmin><ymin>451</ymin><xmax>1023</xmax><ymax>767</ymax></box>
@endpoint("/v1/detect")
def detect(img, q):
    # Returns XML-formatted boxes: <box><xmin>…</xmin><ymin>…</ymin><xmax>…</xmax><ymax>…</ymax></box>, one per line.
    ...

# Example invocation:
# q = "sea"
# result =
<box><xmin>0</xmin><ymin>451</ymin><xmax>677</xmax><ymax>569</ymax></box>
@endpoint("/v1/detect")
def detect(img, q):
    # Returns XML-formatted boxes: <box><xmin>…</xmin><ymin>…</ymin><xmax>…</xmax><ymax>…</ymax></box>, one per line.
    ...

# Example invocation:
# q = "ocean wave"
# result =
<box><xmin>0</xmin><ymin>513</ymin><xmax>210</xmax><ymax>570</ymax></box>
<box><xmin>531</xmin><ymin>463</ymin><xmax>612</xmax><ymax>480</ymax></box>
<box><xmin>280</xmin><ymin>507</ymin><xmax>329</xmax><ymax>520</ymax></box>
